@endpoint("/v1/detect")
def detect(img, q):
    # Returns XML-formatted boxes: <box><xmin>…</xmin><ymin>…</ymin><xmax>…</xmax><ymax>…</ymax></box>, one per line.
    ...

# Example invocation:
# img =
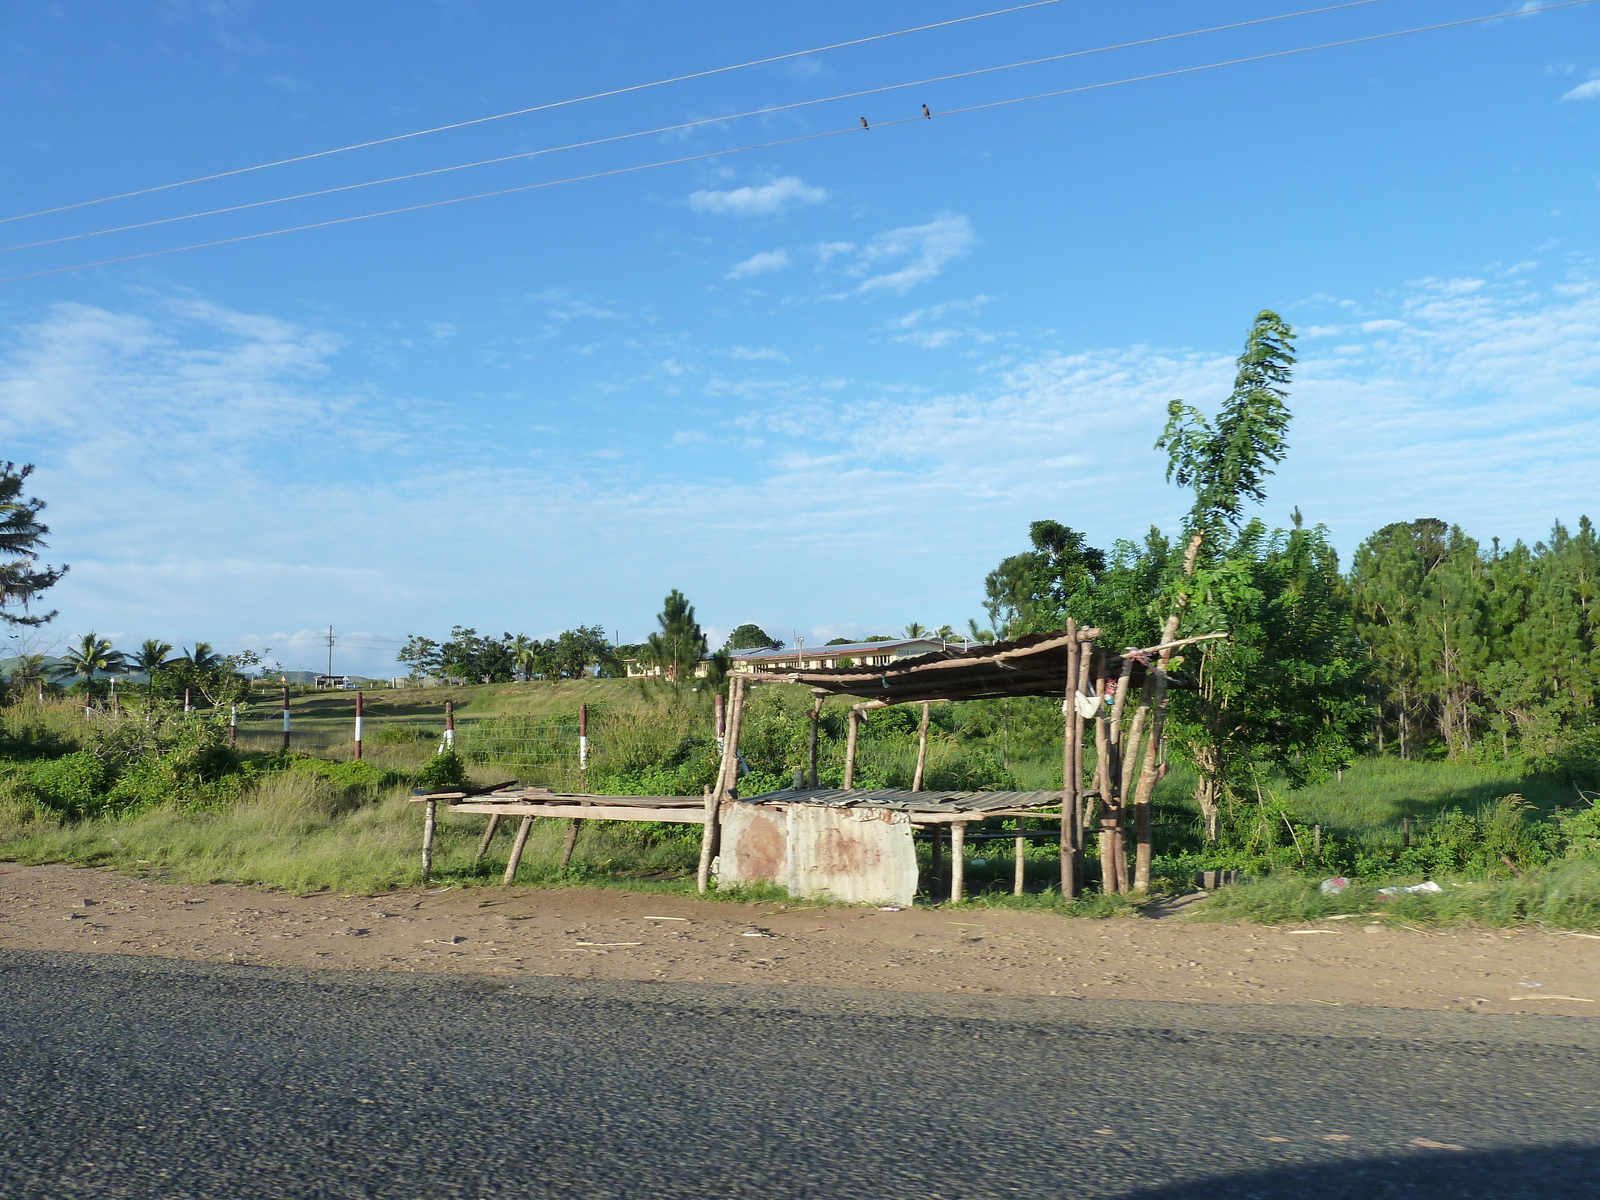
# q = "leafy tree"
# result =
<box><xmin>553</xmin><ymin>625</ymin><xmax>612</xmax><ymax>678</ymax></box>
<box><xmin>726</xmin><ymin>623</ymin><xmax>782</xmax><ymax>651</ymax></box>
<box><xmin>983</xmin><ymin>520</ymin><xmax>1107</xmax><ymax>638</ymax></box>
<box><xmin>1157</xmin><ymin>310</ymin><xmax>1295</xmax><ymax>544</ymax></box>
<box><xmin>1153</xmin><ymin>312</ymin><xmax>1367</xmax><ymax>840</ymax></box>
<box><xmin>51</xmin><ymin>633</ymin><xmax>127</xmax><ymax>701</ymax></box>
<box><xmin>398</xmin><ymin>635</ymin><xmax>443</xmax><ymax>679</ymax></box>
<box><xmin>0</xmin><ymin>462</ymin><xmax>68</xmax><ymax>627</ymax></box>
<box><xmin>825</xmin><ymin>637</ymin><xmax>854</xmax><ymax>646</ymax></box>
<box><xmin>161</xmin><ymin>645</ymin><xmax>262</xmax><ymax>707</ymax></box>
<box><xmin>642</xmin><ymin>590</ymin><xmax>707</xmax><ymax>683</ymax></box>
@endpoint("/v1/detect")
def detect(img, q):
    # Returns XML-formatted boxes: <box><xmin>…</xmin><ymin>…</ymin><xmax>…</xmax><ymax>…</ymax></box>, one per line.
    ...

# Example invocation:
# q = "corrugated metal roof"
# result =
<box><xmin>735</xmin><ymin>787</ymin><xmax>1064</xmax><ymax>814</ymax></box>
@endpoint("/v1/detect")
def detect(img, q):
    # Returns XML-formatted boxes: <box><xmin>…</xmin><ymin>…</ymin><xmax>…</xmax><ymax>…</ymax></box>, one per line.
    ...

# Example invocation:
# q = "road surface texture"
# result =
<box><xmin>2</xmin><ymin>948</ymin><xmax>1596</xmax><ymax>1199</ymax></box>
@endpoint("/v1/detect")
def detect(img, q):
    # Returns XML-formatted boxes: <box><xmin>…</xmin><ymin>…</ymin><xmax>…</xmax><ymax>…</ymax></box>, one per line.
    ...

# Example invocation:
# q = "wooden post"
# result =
<box><xmin>444</xmin><ymin>700</ymin><xmax>455</xmax><ymax>750</ymax></box>
<box><xmin>843</xmin><ymin>706</ymin><xmax>861</xmax><ymax>789</ymax></box>
<box><xmin>184</xmin><ymin>687</ymin><xmax>192</xmax><ymax>714</ymax></box>
<box><xmin>950</xmin><ymin>821</ymin><xmax>966</xmax><ymax>902</ymax></box>
<box><xmin>807</xmin><ymin>695</ymin><xmax>821</xmax><ymax>788</ymax></box>
<box><xmin>911</xmin><ymin>701</ymin><xmax>931</xmax><ymax>792</ymax></box>
<box><xmin>1402</xmin><ymin>816</ymin><xmax>1411</xmax><ymax>848</ymax></box>
<box><xmin>1131</xmin><ymin>667</ymin><xmax>1172</xmax><ymax>893</ymax></box>
<box><xmin>929</xmin><ymin>822</ymin><xmax>943</xmax><ymax>890</ymax></box>
<box><xmin>698</xmin><ymin>676</ymin><xmax>746</xmax><ymax>894</ymax></box>
<box><xmin>1059</xmin><ymin>620</ymin><xmax>1080</xmax><ymax>898</ymax></box>
<box><xmin>714</xmin><ymin>693</ymin><xmax>725</xmax><ymax>745</ymax></box>
<box><xmin>503</xmin><ymin>816</ymin><xmax>534</xmax><ymax>885</ymax></box>
<box><xmin>354</xmin><ymin>690</ymin><xmax>364</xmax><ymax>761</ymax></box>
<box><xmin>420</xmin><ymin>798</ymin><xmax>437</xmax><ymax>883</ymax></box>
<box><xmin>1071</xmin><ymin>647</ymin><xmax>1088</xmax><ymax>895</ymax></box>
<box><xmin>1014</xmin><ymin>834</ymin><xmax>1027</xmax><ymax>896</ymax></box>
<box><xmin>578</xmin><ymin>703</ymin><xmax>589</xmax><ymax>772</ymax></box>
<box><xmin>1314</xmin><ymin>824</ymin><xmax>1322</xmax><ymax>863</ymax></box>
<box><xmin>228</xmin><ymin>703</ymin><xmax>238</xmax><ymax>749</ymax></box>
<box><xmin>1092</xmin><ymin>660</ymin><xmax>1119</xmax><ymax>894</ymax></box>
<box><xmin>474</xmin><ymin>814</ymin><xmax>502</xmax><ymax>861</ymax></box>
<box><xmin>280</xmin><ymin>686</ymin><xmax>291</xmax><ymax>753</ymax></box>
<box><xmin>559</xmin><ymin>800</ymin><xmax>590</xmax><ymax>870</ymax></box>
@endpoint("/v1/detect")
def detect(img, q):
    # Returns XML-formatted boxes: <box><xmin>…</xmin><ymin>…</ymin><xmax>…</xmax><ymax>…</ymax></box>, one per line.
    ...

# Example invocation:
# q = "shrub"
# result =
<box><xmin>23</xmin><ymin>751</ymin><xmax>112</xmax><ymax>819</ymax></box>
<box><xmin>416</xmin><ymin>748</ymin><xmax>468</xmax><ymax>790</ymax></box>
<box><xmin>372</xmin><ymin>725</ymin><xmax>429</xmax><ymax>745</ymax></box>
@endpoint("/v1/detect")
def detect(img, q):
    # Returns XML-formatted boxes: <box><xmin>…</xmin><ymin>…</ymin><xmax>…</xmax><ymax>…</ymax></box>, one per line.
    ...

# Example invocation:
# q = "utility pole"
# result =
<box><xmin>326</xmin><ymin>626</ymin><xmax>335</xmax><ymax>680</ymax></box>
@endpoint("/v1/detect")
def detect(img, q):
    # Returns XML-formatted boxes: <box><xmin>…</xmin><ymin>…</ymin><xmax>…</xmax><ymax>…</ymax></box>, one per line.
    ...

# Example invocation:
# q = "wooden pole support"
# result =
<box><xmin>474</xmin><ymin>813</ymin><xmax>502</xmax><ymax>861</ymax></box>
<box><xmin>503</xmin><ymin>816</ymin><xmax>535</xmax><ymax>885</ymax></box>
<box><xmin>1060</xmin><ymin>620</ymin><xmax>1079</xmax><ymax>898</ymax></box>
<box><xmin>950</xmin><ymin>821</ymin><xmax>966</xmax><ymax>903</ymax></box>
<box><xmin>559</xmin><ymin>800</ymin><xmax>589</xmax><ymax>870</ymax></box>
<box><xmin>843</xmin><ymin>706</ymin><xmax>861</xmax><ymax>789</ymax></box>
<box><xmin>911</xmin><ymin>701</ymin><xmax>931</xmax><ymax>792</ymax></box>
<box><xmin>807</xmin><ymin>696</ymin><xmax>821</xmax><ymax>788</ymax></box>
<box><xmin>444</xmin><ymin>700</ymin><xmax>455</xmax><ymax>750</ymax></box>
<box><xmin>1014</xmin><ymin>835</ymin><xmax>1026</xmax><ymax>896</ymax></box>
<box><xmin>698</xmin><ymin>676</ymin><xmax>746</xmax><ymax>894</ymax></box>
<box><xmin>420</xmin><ymin>798</ymin><xmax>438</xmax><ymax>883</ymax></box>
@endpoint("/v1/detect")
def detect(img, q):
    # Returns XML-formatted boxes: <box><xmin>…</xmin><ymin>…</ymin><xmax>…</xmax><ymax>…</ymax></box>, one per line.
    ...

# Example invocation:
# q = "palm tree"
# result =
<box><xmin>903</xmin><ymin>622</ymin><xmax>928</xmax><ymax>639</ymax></box>
<box><xmin>50</xmin><ymin>632</ymin><xmax>127</xmax><ymax>705</ymax></box>
<box><xmin>8</xmin><ymin>653</ymin><xmax>47</xmax><ymax>700</ymax></box>
<box><xmin>133</xmin><ymin>639</ymin><xmax>174</xmax><ymax>705</ymax></box>
<box><xmin>184</xmin><ymin>642</ymin><xmax>223</xmax><ymax>671</ymax></box>
<box><xmin>511</xmin><ymin>633</ymin><xmax>535</xmax><ymax>681</ymax></box>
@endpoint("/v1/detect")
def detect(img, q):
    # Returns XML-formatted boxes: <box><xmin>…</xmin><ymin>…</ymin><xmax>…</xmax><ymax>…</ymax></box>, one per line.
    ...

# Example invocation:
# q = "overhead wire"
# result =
<box><xmin>0</xmin><ymin>0</ymin><xmax>1393</xmax><ymax>257</ymax></box>
<box><xmin>0</xmin><ymin>0</ymin><xmax>1070</xmax><ymax>225</ymax></box>
<box><xmin>4</xmin><ymin>0</ymin><xmax>1594</xmax><ymax>285</ymax></box>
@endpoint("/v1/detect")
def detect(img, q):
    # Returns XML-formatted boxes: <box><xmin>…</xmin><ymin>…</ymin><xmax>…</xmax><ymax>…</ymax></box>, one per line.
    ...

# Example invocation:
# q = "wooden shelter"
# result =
<box><xmin>414</xmin><ymin>536</ymin><xmax>1218</xmax><ymax>903</ymax></box>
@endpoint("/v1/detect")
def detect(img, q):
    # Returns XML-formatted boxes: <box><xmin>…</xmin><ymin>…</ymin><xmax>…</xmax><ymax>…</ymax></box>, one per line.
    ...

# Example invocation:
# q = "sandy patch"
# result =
<box><xmin>1</xmin><ymin>863</ymin><xmax>1595</xmax><ymax>1013</ymax></box>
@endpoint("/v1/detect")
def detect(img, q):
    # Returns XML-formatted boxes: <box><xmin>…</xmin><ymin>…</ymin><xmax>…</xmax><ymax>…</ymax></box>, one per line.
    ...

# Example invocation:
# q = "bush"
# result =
<box><xmin>372</xmin><ymin>725</ymin><xmax>429</xmax><ymax>745</ymax></box>
<box><xmin>416</xmin><ymin>748</ymin><xmax>468</xmax><ymax>790</ymax></box>
<box><xmin>22</xmin><ymin>751</ymin><xmax>112</xmax><ymax>819</ymax></box>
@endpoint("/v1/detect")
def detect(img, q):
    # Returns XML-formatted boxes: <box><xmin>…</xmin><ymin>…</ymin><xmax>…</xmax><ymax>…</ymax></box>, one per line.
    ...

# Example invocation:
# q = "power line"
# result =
<box><xmin>5</xmin><ymin>0</ymin><xmax>1593</xmax><ymax>286</ymax></box>
<box><xmin>0</xmin><ymin>0</ymin><xmax>1069</xmax><ymax>226</ymax></box>
<box><xmin>0</xmin><ymin>0</ymin><xmax>1391</xmax><ymax>257</ymax></box>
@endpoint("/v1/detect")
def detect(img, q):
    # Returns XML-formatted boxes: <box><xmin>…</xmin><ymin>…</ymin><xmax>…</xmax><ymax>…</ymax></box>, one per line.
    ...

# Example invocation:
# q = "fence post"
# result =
<box><xmin>281</xmin><ymin>686</ymin><xmax>291</xmax><ymax>753</ymax></box>
<box><xmin>1402</xmin><ymin>816</ymin><xmax>1411</xmax><ymax>848</ymax></box>
<box><xmin>444</xmin><ymin>700</ymin><xmax>455</xmax><ymax>750</ymax></box>
<box><xmin>184</xmin><ymin>687</ymin><xmax>192</xmax><ymax>714</ymax></box>
<box><xmin>714</xmin><ymin>694</ymin><xmax>725</xmax><ymax>754</ymax></box>
<box><xmin>1313</xmin><ymin>824</ymin><xmax>1322</xmax><ymax>863</ymax></box>
<box><xmin>354</xmin><ymin>690</ymin><xmax>364</xmax><ymax>761</ymax></box>
<box><xmin>579</xmin><ymin>702</ymin><xmax>588</xmax><ymax>772</ymax></box>
<box><xmin>229</xmin><ymin>704</ymin><xmax>238</xmax><ymax>749</ymax></box>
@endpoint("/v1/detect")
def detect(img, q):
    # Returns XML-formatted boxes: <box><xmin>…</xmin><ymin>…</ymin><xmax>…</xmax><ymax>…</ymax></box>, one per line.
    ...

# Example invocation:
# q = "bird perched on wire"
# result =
<box><xmin>922</xmin><ymin>104</ymin><xmax>932</xmax><ymax>119</ymax></box>
<box><xmin>859</xmin><ymin>116</ymin><xmax>869</xmax><ymax>129</ymax></box>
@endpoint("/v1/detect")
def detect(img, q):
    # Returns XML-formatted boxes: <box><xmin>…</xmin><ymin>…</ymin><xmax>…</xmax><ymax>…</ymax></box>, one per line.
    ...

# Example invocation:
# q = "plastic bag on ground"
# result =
<box><xmin>1376</xmin><ymin>880</ymin><xmax>1443</xmax><ymax>896</ymax></box>
<box><xmin>1319</xmin><ymin>877</ymin><xmax>1349</xmax><ymax>895</ymax></box>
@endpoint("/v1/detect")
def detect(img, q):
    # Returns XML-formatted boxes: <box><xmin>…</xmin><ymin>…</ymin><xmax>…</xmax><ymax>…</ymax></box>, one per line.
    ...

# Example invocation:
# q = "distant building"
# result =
<box><xmin>313</xmin><ymin>675</ymin><xmax>355</xmax><ymax>690</ymax></box>
<box><xmin>732</xmin><ymin>637</ymin><xmax>949</xmax><ymax>674</ymax></box>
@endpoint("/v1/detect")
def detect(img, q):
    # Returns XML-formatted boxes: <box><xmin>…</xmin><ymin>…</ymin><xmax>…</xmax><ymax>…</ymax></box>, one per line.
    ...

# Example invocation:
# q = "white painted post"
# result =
<box><xmin>579</xmin><ymin>703</ymin><xmax>589</xmax><ymax>771</ymax></box>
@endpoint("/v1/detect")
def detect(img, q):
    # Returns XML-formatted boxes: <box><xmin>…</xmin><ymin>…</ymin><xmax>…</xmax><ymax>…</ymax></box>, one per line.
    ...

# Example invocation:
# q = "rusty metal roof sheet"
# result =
<box><xmin>734</xmin><ymin>787</ymin><xmax>1064</xmax><ymax>814</ymax></box>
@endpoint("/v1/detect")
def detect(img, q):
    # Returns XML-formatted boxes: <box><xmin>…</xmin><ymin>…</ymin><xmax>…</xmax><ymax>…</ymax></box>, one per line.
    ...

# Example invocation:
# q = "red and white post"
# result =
<box><xmin>444</xmin><ymin>700</ymin><xmax>455</xmax><ymax>751</ymax></box>
<box><xmin>353</xmin><ymin>690</ymin><xmax>364</xmax><ymax>761</ymax></box>
<box><xmin>228</xmin><ymin>703</ymin><xmax>238</xmax><ymax>748</ymax></box>
<box><xmin>280</xmin><ymin>686</ymin><xmax>291</xmax><ymax>753</ymax></box>
<box><xmin>578</xmin><ymin>702</ymin><xmax>589</xmax><ymax>772</ymax></box>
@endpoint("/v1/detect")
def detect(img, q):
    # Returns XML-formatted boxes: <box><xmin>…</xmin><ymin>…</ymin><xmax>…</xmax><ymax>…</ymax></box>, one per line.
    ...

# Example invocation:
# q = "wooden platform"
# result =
<box><xmin>734</xmin><ymin>788</ymin><xmax>1065</xmax><ymax>822</ymax></box>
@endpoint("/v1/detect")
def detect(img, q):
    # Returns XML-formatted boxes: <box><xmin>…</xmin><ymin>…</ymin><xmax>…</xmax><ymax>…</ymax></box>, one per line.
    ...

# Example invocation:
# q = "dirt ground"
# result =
<box><xmin>2</xmin><ymin>863</ymin><xmax>1597</xmax><ymax>1014</ymax></box>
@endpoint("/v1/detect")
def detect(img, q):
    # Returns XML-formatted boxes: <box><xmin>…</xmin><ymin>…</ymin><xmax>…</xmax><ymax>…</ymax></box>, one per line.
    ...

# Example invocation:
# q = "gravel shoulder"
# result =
<box><xmin>2</xmin><ymin>862</ymin><xmax>1596</xmax><ymax>1014</ymax></box>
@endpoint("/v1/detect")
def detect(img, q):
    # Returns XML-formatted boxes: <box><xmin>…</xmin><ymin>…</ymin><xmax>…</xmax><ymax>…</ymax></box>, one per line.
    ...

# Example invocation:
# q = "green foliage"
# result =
<box><xmin>18</xmin><ymin>751</ymin><xmax>110</xmax><ymax>819</ymax></box>
<box><xmin>371</xmin><ymin>724</ymin><xmax>430</xmax><ymax>745</ymax></box>
<box><xmin>416</xmin><ymin>748</ymin><xmax>468</xmax><ymax>790</ymax></box>
<box><xmin>983</xmin><ymin>520</ymin><xmax>1107</xmax><ymax>638</ymax></box>
<box><xmin>726</xmin><ymin>623</ymin><xmax>782</xmax><ymax>651</ymax></box>
<box><xmin>1157</xmin><ymin>310</ymin><xmax>1296</xmax><ymax>540</ymax></box>
<box><xmin>1352</xmin><ymin>515</ymin><xmax>1600</xmax><ymax>764</ymax></box>
<box><xmin>640</xmin><ymin>589</ymin><xmax>708</xmax><ymax>684</ymax></box>
<box><xmin>0</xmin><ymin>461</ymin><xmax>68</xmax><ymax>627</ymax></box>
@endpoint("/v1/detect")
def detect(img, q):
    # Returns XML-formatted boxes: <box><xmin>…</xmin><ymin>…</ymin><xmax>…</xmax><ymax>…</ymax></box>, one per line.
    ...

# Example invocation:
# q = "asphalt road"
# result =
<box><xmin>2</xmin><ymin>950</ymin><xmax>1597</xmax><ymax>1199</ymax></box>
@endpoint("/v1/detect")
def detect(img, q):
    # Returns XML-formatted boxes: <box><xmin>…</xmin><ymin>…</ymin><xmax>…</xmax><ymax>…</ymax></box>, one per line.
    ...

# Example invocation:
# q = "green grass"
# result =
<box><xmin>1285</xmin><ymin>756</ymin><xmax>1579</xmax><ymax>835</ymax></box>
<box><xmin>1193</xmin><ymin>861</ymin><xmax>1600</xmax><ymax>930</ymax></box>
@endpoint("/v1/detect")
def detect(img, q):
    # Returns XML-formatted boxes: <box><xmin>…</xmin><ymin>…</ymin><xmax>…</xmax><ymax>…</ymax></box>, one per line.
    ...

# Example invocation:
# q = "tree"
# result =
<box><xmin>162</xmin><ymin>644</ymin><xmax>262</xmax><ymax>707</ymax></box>
<box><xmin>1157</xmin><ymin>311</ymin><xmax>1295</xmax><ymax>544</ymax></box>
<box><xmin>133</xmin><ymin>639</ymin><xmax>175</xmax><ymax>706</ymax></box>
<box><xmin>51</xmin><ymin>632</ymin><xmax>127</xmax><ymax>701</ymax></box>
<box><xmin>726</xmin><ymin>623</ymin><xmax>782</xmax><ymax>651</ymax></box>
<box><xmin>398</xmin><ymin>635</ymin><xmax>443</xmax><ymax>679</ymax></box>
<box><xmin>903</xmin><ymin>622</ymin><xmax>928</xmax><ymax>639</ymax></box>
<box><xmin>1153</xmin><ymin>312</ymin><xmax>1367</xmax><ymax>840</ymax></box>
<box><xmin>0</xmin><ymin>463</ymin><xmax>68</xmax><ymax>627</ymax></box>
<box><xmin>642</xmin><ymin>590</ymin><xmax>707</xmax><ymax>683</ymax></box>
<box><xmin>983</xmin><ymin>521</ymin><xmax>1107</xmax><ymax>637</ymax></box>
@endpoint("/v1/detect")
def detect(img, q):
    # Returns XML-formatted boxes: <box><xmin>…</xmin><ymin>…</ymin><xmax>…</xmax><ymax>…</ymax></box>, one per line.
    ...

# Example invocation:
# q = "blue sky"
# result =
<box><xmin>2</xmin><ymin>0</ymin><xmax>1599</xmax><ymax>675</ymax></box>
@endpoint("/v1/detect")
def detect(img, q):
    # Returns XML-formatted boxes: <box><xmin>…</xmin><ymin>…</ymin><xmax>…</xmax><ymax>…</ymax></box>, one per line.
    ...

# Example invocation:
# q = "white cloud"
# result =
<box><xmin>1560</xmin><ymin>77</ymin><xmax>1600</xmax><ymax>101</ymax></box>
<box><xmin>843</xmin><ymin>213</ymin><xmax>975</xmax><ymax>296</ymax></box>
<box><xmin>723</xmin><ymin>346</ymin><xmax>789</xmax><ymax>362</ymax></box>
<box><xmin>725</xmin><ymin>249</ymin><xmax>790</xmax><ymax>279</ymax></box>
<box><xmin>7</xmin><ymin>267</ymin><xmax>1600</xmax><ymax>672</ymax></box>
<box><xmin>266</xmin><ymin>73</ymin><xmax>313</xmax><ymax>94</ymax></box>
<box><xmin>687</xmin><ymin>176</ymin><xmax>827</xmax><ymax>218</ymax></box>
